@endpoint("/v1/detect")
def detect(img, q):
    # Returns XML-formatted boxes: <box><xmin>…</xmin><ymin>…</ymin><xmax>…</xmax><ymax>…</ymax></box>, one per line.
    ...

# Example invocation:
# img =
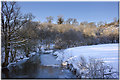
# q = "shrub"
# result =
<box><xmin>77</xmin><ymin>57</ymin><xmax>118</xmax><ymax>79</ymax></box>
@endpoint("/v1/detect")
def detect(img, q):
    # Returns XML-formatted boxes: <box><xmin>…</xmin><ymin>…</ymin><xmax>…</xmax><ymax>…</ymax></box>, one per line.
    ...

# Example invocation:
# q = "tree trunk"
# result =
<box><xmin>4</xmin><ymin>23</ymin><xmax>9</xmax><ymax>66</ymax></box>
<box><xmin>14</xmin><ymin>47</ymin><xmax>17</xmax><ymax>62</ymax></box>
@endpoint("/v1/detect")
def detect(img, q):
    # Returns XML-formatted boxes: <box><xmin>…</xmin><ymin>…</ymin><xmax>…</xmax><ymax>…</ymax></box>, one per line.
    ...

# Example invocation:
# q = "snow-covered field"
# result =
<box><xmin>53</xmin><ymin>43</ymin><xmax>118</xmax><ymax>72</ymax></box>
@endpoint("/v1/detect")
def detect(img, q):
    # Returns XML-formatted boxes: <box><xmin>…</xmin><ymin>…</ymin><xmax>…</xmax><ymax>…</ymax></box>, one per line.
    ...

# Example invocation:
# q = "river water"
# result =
<box><xmin>2</xmin><ymin>53</ymin><xmax>76</xmax><ymax>79</ymax></box>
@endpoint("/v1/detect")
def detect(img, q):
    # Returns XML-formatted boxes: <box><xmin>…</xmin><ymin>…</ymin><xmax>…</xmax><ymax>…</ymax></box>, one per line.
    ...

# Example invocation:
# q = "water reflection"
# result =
<box><xmin>2</xmin><ymin>54</ymin><xmax>76</xmax><ymax>79</ymax></box>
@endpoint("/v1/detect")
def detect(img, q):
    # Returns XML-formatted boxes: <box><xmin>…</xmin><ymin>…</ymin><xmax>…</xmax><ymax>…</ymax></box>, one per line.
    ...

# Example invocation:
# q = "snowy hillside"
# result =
<box><xmin>53</xmin><ymin>43</ymin><xmax>118</xmax><ymax>78</ymax></box>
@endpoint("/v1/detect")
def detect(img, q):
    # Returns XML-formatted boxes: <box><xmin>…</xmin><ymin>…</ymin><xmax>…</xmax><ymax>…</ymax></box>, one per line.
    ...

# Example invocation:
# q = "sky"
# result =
<box><xmin>18</xmin><ymin>2</ymin><xmax>119</xmax><ymax>24</ymax></box>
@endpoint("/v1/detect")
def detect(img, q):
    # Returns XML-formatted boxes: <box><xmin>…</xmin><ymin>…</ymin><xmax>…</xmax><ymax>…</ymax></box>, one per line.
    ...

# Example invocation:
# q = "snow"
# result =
<box><xmin>44</xmin><ymin>50</ymin><xmax>53</xmax><ymax>53</ymax></box>
<box><xmin>7</xmin><ymin>58</ymin><xmax>29</xmax><ymax>70</ymax></box>
<box><xmin>36</xmin><ymin>42</ymin><xmax>55</xmax><ymax>53</ymax></box>
<box><xmin>40</xmin><ymin>54</ymin><xmax>60</xmax><ymax>67</ymax></box>
<box><xmin>53</xmin><ymin>43</ymin><xmax>118</xmax><ymax>74</ymax></box>
<box><xmin>28</xmin><ymin>52</ymin><xmax>36</xmax><ymax>56</ymax></box>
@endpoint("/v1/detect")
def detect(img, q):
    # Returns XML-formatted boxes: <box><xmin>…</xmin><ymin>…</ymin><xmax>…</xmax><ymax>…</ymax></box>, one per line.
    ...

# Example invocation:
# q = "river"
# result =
<box><xmin>2</xmin><ymin>53</ymin><xmax>77</xmax><ymax>79</ymax></box>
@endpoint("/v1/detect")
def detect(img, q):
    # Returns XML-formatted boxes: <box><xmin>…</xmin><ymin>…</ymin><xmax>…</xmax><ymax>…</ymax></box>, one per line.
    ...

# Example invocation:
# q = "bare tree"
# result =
<box><xmin>1</xmin><ymin>2</ymin><xmax>34</xmax><ymax>66</ymax></box>
<box><xmin>80</xmin><ymin>21</ymin><xmax>88</xmax><ymax>27</ymax></box>
<box><xmin>46</xmin><ymin>16</ymin><xmax>53</xmax><ymax>23</ymax></box>
<box><xmin>57</xmin><ymin>15</ymin><xmax>64</xmax><ymax>24</ymax></box>
<box><xmin>66</xmin><ymin>18</ymin><xmax>73</xmax><ymax>24</ymax></box>
<box><xmin>72</xmin><ymin>18</ymin><xmax>79</xmax><ymax>26</ymax></box>
<box><xmin>113</xmin><ymin>17</ymin><xmax>117</xmax><ymax>23</ymax></box>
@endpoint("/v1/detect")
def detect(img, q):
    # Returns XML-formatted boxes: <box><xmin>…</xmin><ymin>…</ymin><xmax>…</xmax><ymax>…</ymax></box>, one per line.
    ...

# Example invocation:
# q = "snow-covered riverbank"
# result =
<box><xmin>52</xmin><ymin>43</ymin><xmax>118</xmax><ymax>78</ymax></box>
<box><xmin>2</xmin><ymin>43</ymin><xmax>118</xmax><ymax>79</ymax></box>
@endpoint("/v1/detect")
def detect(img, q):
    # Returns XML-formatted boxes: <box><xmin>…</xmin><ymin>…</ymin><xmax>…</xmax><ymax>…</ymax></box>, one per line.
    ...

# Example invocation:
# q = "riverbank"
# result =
<box><xmin>52</xmin><ymin>43</ymin><xmax>118</xmax><ymax>78</ymax></box>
